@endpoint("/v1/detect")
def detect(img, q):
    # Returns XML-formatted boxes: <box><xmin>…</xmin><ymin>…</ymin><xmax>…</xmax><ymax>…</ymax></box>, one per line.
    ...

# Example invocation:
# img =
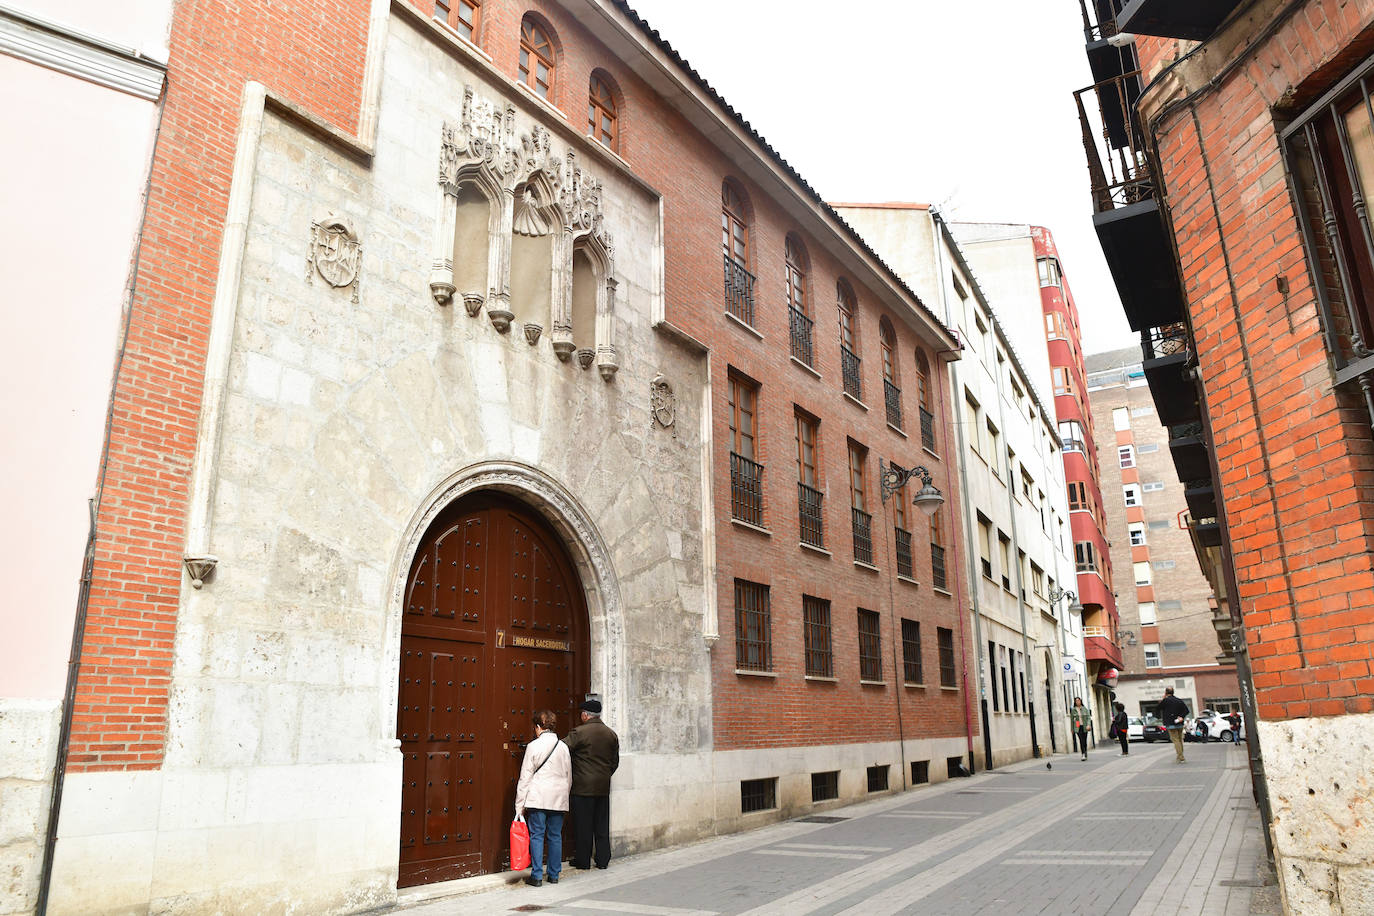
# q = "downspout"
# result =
<box><xmin>932</xmin><ymin>211</ymin><xmax>991</xmax><ymax>771</ymax></box>
<box><xmin>35</xmin><ymin>502</ymin><xmax>96</xmax><ymax>916</ymax></box>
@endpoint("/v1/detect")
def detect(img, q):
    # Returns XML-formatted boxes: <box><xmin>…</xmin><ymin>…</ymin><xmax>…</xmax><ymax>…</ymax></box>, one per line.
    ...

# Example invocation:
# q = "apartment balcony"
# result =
<box><xmin>729</xmin><ymin>452</ymin><xmax>764</xmax><ymax>527</ymax></box>
<box><xmin>789</xmin><ymin>306</ymin><xmax>814</xmax><ymax>367</ymax></box>
<box><xmin>894</xmin><ymin>526</ymin><xmax>913</xmax><ymax>579</ymax></box>
<box><xmin>841</xmin><ymin>345</ymin><xmax>863</xmax><ymax>401</ymax></box>
<box><xmin>1083</xmin><ymin>627</ymin><xmax>1124</xmax><ymax>668</ymax></box>
<box><xmin>1118</xmin><ymin>0</ymin><xmax>1243</xmax><ymax>41</ymax></box>
<box><xmin>852</xmin><ymin>507</ymin><xmax>874</xmax><ymax>565</ymax></box>
<box><xmin>884</xmin><ymin>380</ymin><xmax>903</xmax><ymax>430</ymax></box>
<box><xmin>1168</xmin><ymin>420</ymin><xmax>1210</xmax><ymax>482</ymax></box>
<box><xmin>1074</xmin><ymin>73</ymin><xmax>1187</xmax><ymax>332</ymax></box>
<box><xmin>1078</xmin><ymin>0</ymin><xmax>1137</xmax><ymax>92</ymax></box>
<box><xmin>1142</xmin><ymin>324</ymin><xmax>1199</xmax><ymax>425</ymax></box>
<box><xmin>919</xmin><ymin>407</ymin><xmax>936</xmax><ymax>452</ymax></box>
<box><xmin>723</xmin><ymin>254</ymin><xmax>756</xmax><ymax>327</ymax></box>
<box><xmin>1185</xmin><ymin>477</ymin><xmax>1217</xmax><ymax>519</ymax></box>
<box><xmin>798</xmin><ymin>482</ymin><xmax>824</xmax><ymax>549</ymax></box>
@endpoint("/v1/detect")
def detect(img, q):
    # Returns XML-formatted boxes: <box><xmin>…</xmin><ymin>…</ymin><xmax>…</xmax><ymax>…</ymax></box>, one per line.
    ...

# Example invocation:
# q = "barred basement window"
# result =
<box><xmin>867</xmin><ymin>764</ymin><xmax>889</xmax><ymax>792</ymax></box>
<box><xmin>811</xmin><ymin>770</ymin><xmax>839</xmax><ymax>802</ymax></box>
<box><xmin>946</xmin><ymin>756</ymin><xmax>965</xmax><ymax>779</ymax></box>
<box><xmin>911</xmin><ymin>760</ymin><xmax>930</xmax><ymax>784</ymax></box>
<box><xmin>741</xmin><ymin>777</ymin><xmax>777</xmax><ymax>813</ymax></box>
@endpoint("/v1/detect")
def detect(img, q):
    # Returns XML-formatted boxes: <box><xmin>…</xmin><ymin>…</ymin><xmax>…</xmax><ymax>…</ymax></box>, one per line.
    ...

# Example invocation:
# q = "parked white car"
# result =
<box><xmin>1188</xmin><ymin>709</ymin><xmax>1245</xmax><ymax>742</ymax></box>
<box><xmin>1127</xmin><ymin>716</ymin><xmax>1166</xmax><ymax>742</ymax></box>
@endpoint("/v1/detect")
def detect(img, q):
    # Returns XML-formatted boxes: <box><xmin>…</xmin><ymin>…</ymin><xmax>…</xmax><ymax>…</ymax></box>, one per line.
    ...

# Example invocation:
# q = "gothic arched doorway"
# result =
<box><xmin>397</xmin><ymin>491</ymin><xmax>589</xmax><ymax>886</ymax></box>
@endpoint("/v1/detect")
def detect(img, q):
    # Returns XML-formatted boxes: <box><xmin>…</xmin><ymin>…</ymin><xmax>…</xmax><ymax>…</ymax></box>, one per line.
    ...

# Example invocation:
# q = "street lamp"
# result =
<box><xmin>1048</xmin><ymin>585</ymin><xmax>1081</xmax><ymax>615</ymax></box>
<box><xmin>878</xmin><ymin>459</ymin><xmax>945</xmax><ymax>516</ymax></box>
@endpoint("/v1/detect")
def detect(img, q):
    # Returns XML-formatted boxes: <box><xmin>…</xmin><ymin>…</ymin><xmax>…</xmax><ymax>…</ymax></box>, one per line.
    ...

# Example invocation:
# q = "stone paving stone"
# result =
<box><xmin>399</xmin><ymin>742</ymin><xmax>1266</xmax><ymax>916</ymax></box>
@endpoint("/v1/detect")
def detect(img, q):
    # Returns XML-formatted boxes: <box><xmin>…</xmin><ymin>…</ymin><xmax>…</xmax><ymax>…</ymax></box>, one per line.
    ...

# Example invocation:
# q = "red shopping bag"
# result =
<box><xmin>509</xmin><ymin>818</ymin><xmax>530</xmax><ymax>871</ymax></box>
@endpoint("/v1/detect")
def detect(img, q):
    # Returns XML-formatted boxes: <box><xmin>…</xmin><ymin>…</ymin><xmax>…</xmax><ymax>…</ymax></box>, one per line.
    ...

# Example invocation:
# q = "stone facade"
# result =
<box><xmin>0</xmin><ymin>700</ymin><xmax>61</xmax><ymax>915</ymax></box>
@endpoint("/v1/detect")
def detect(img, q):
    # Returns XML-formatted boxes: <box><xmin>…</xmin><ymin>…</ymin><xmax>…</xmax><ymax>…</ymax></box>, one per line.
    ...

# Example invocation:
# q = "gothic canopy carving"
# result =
<box><xmin>438</xmin><ymin>85</ymin><xmax>614</xmax><ymax>261</ymax></box>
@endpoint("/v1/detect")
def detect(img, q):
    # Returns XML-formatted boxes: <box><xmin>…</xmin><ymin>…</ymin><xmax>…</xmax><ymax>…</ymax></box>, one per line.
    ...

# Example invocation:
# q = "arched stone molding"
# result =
<box><xmin>431</xmin><ymin>162</ymin><xmax>504</xmax><ymax>312</ymax></box>
<box><xmin>558</xmin><ymin>150</ymin><xmax>617</xmax><ymax>378</ymax></box>
<box><xmin>380</xmin><ymin>460</ymin><xmax>628</xmax><ymax>750</ymax></box>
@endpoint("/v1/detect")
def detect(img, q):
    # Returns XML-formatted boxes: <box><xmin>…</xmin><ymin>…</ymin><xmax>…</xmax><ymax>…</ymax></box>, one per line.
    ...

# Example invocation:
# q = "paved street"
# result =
<box><xmin>398</xmin><ymin>741</ymin><xmax>1270</xmax><ymax>916</ymax></box>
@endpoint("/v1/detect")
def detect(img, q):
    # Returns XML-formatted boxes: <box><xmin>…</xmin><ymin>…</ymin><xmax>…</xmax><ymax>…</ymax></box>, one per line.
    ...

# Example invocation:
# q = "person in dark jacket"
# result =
<box><xmin>1158</xmin><ymin>687</ymin><xmax>1190</xmax><ymax>763</ymax></box>
<box><xmin>1112</xmin><ymin>702</ymin><xmax>1129</xmax><ymax>756</ymax></box>
<box><xmin>565</xmin><ymin>698</ymin><xmax>619</xmax><ymax>870</ymax></box>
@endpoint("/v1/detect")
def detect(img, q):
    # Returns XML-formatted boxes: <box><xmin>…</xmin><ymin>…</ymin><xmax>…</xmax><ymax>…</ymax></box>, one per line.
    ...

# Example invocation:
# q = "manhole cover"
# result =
<box><xmin>511</xmin><ymin>907</ymin><xmax>547</xmax><ymax>912</ymax></box>
<box><xmin>956</xmin><ymin>791</ymin><xmax>982</xmax><ymax>795</ymax></box>
<box><xmin>796</xmin><ymin>815</ymin><xmax>849</xmax><ymax>823</ymax></box>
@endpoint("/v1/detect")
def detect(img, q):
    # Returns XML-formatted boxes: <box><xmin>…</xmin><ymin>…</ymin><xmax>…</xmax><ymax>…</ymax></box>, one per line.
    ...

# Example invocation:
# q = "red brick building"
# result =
<box><xmin>1074</xmin><ymin>0</ymin><xmax>1374</xmax><ymax>910</ymax></box>
<box><xmin>14</xmin><ymin>0</ymin><xmax>972</xmax><ymax>910</ymax></box>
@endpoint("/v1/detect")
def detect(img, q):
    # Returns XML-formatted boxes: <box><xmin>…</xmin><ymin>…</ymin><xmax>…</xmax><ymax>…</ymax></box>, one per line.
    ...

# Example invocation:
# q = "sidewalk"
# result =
<box><xmin>396</xmin><ymin>741</ymin><xmax>1272</xmax><ymax>915</ymax></box>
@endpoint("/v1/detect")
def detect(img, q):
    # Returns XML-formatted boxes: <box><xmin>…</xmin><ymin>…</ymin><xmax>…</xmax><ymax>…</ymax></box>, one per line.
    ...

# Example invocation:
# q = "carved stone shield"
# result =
<box><xmin>309</xmin><ymin>218</ymin><xmax>361</xmax><ymax>293</ymax></box>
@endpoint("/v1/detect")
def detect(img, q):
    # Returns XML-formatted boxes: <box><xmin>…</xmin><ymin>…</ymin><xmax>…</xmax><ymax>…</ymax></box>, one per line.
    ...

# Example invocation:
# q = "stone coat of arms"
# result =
<box><xmin>308</xmin><ymin>217</ymin><xmax>361</xmax><ymax>302</ymax></box>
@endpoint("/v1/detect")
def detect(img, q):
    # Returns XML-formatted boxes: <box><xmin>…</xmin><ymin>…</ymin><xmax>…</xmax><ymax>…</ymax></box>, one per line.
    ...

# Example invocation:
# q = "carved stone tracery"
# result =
<box><xmin>430</xmin><ymin>85</ymin><xmax>620</xmax><ymax>378</ymax></box>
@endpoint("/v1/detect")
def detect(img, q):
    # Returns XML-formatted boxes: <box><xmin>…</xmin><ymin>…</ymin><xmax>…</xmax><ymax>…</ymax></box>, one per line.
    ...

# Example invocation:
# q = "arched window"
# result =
<box><xmin>837</xmin><ymin>280</ymin><xmax>861</xmax><ymax>400</ymax></box>
<box><xmin>879</xmin><ymin>319</ymin><xmax>897</xmax><ymax>385</ymax></box>
<box><xmin>785</xmin><ymin>236</ymin><xmax>807</xmax><ymax>314</ymax></box>
<box><xmin>880</xmin><ymin>319</ymin><xmax>902</xmax><ymax>427</ymax></box>
<box><xmin>588</xmin><ymin>74</ymin><xmax>617</xmax><ymax>150</ymax></box>
<box><xmin>722</xmin><ymin>180</ymin><xmax>754</xmax><ymax>325</ymax></box>
<box><xmin>722</xmin><ymin>181</ymin><xmax>749</xmax><ymax>267</ymax></box>
<box><xmin>915</xmin><ymin>349</ymin><xmax>935</xmax><ymax>451</ymax></box>
<box><xmin>436</xmin><ymin>0</ymin><xmax>481</xmax><ymax>42</ymax></box>
<box><xmin>519</xmin><ymin>16</ymin><xmax>555</xmax><ymax>99</ymax></box>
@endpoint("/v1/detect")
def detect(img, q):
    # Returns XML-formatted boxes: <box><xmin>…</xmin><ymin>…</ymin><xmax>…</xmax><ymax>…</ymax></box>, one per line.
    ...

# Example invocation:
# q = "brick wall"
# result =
<box><xmin>1135</xmin><ymin>3</ymin><xmax>1374</xmax><ymax>722</ymax></box>
<box><xmin>75</xmin><ymin>0</ymin><xmax>971</xmax><ymax>770</ymax></box>
<box><xmin>70</xmin><ymin>0</ymin><xmax>373</xmax><ymax>771</ymax></box>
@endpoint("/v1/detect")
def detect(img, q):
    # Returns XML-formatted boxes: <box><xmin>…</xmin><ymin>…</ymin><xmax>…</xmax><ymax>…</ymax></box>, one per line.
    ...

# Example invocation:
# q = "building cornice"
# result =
<box><xmin>0</xmin><ymin>3</ymin><xmax>166</xmax><ymax>100</ymax></box>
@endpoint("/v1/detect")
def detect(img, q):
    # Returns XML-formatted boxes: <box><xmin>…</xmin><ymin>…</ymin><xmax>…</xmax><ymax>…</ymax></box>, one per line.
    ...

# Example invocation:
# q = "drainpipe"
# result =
<box><xmin>932</xmin><ymin>212</ymin><xmax>992</xmax><ymax>771</ymax></box>
<box><xmin>36</xmin><ymin>502</ymin><xmax>96</xmax><ymax>915</ymax></box>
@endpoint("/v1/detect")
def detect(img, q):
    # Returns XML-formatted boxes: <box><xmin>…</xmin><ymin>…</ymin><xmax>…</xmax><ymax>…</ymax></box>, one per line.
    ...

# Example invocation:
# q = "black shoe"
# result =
<box><xmin>548</xmin><ymin>877</ymin><xmax>559</xmax><ymax>884</ymax></box>
<box><xmin>524</xmin><ymin>876</ymin><xmax>542</xmax><ymax>887</ymax></box>
<box><xmin>596</xmin><ymin>864</ymin><xmax>608</xmax><ymax>870</ymax></box>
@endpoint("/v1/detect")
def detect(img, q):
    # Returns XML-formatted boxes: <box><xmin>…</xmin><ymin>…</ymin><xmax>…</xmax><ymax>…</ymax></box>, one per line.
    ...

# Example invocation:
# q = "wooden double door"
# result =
<box><xmin>397</xmin><ymin>493</ymin><xmax>588</xmax><ymax>887</ymax></box>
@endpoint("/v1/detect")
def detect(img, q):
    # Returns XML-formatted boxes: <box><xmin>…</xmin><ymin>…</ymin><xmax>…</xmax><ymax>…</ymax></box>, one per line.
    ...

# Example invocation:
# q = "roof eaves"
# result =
<box><xmin>610</xmin><ymin>0</ymin><xmax>955</xmax><ymax>345</ymax></box>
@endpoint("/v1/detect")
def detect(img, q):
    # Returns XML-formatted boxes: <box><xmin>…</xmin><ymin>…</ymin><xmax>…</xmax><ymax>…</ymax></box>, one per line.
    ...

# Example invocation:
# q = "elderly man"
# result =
<box><xmin>565</xmin><ymin>698</ymin><xmax>620</xmax><ymax>870</ymax></box>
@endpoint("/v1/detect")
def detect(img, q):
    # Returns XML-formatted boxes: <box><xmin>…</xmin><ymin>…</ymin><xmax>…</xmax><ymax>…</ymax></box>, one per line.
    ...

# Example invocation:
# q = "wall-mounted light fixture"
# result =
<box><xmin>878</xmin><ymin>458</ymin><xmax>944</xmax><ymax>517</ymax></box>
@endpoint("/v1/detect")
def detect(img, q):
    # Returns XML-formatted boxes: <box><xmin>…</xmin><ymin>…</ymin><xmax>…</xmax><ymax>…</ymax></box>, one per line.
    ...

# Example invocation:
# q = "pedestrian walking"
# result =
<box><xmin>1112</xmin><ymin>702</ymin><xmax>1129</xmax><ymax>755</ymax></box>
<box><xmin>565</xmin><ymin>698</ymin><xmax>619</xmax><ymax>870</ymax></box>
<box><xmin>1071</xmin><ymin>697</ymin><xmax>1091</xmax><ymax>760</ymax></box>
<box><xmin>514</xmin><ymin>709</ymin><xmax>572</xmax><ymax>887</ymax></box>
<box><xmin>1228</xmin><ymin>710</ymin><xmax>1242</xmax><ymax>744</ymax></box>
<box><xmin>1158</xmin><ymin>686</ymin><xmax>1190</xmax><ymax>763</ymax></box>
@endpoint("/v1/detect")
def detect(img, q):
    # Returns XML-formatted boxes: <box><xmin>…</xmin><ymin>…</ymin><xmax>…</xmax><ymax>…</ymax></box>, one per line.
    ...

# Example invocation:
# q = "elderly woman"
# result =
<box><xmin>515</xmin><ymin>709</ymin><xmax>572</xmax><ymax>887</ymax></box>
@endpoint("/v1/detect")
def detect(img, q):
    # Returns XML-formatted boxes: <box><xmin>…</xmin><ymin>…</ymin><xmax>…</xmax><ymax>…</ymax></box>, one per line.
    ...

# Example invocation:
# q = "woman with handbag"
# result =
<box><xmin>1070</xmin><ymin>697</ymin><xmax>1091</xmax><ymax>760</ymax></box>
<box><xmin>514</xmin><ymin>709</ymin><xmax>572</xmax><ymax>887</ymax></box>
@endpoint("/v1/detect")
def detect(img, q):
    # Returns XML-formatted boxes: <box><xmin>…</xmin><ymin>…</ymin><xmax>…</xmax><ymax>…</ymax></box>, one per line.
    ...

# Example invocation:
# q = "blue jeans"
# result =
<box><xmin>526</xmin><ymin>808</ymin><xmax>564</xmax><ymax>880</ymax></box>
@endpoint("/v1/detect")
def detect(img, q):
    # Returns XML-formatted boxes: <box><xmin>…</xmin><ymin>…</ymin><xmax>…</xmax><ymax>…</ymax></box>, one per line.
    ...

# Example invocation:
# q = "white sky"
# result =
<box><xmin>626</xmin><ymin>0</ymin><xmax>1138</xmax><ymax>356</ymax></box>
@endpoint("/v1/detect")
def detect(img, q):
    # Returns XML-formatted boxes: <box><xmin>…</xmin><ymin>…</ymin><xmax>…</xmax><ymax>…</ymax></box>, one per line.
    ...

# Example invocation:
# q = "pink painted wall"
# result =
<box><xmin>0</xmin><ymin>12</ymin><xmax>165</xmax><ymax>698</ymax></box>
